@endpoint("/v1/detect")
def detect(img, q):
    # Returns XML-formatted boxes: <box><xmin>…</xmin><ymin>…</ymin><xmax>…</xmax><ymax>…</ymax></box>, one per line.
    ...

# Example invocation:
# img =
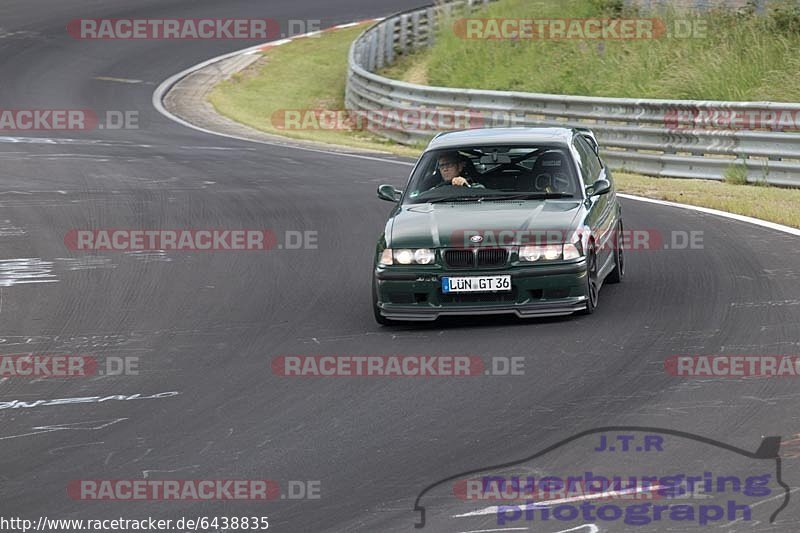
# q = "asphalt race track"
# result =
<box><xmin>1</xmin><ymin>1</ymin><xmax>799</xmax><ymax>532</ymax></box>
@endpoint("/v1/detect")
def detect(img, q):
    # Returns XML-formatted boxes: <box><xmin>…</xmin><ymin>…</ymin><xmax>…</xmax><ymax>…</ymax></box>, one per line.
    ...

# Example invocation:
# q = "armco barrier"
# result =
<box><xmin>345</xmin><ymin>1</ymin><xmax>800</xmax><ymax>186</ymax></box>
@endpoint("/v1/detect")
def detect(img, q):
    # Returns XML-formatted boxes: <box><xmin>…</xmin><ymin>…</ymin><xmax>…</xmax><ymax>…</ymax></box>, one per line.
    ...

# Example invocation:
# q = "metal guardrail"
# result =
<box><xmin>345</xmin><ymin>1</ymin><xmax>800</xmax><ymax>186</ymax></box>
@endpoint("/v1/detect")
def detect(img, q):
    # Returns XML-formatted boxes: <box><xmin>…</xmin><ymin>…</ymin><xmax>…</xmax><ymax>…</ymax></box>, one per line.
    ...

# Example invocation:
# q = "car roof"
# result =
<box><xmin>425</xmin><ymin>127</ymin><xmax>575</xmax><ymax>152</ymax></box>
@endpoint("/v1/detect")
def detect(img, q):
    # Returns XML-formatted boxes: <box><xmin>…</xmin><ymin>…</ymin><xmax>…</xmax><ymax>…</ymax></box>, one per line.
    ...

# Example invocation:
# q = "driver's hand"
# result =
<box><xmin>451</xmin><ymin>176</ymin><xmax>469</xmax><ymax>187</ymax></box>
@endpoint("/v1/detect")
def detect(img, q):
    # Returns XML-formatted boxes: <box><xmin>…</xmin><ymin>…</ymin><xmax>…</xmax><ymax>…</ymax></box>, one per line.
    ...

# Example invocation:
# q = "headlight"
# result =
<box><xmin>379</xmin><ymin>248</ymin><xmax>393</xmax><ymax>265</ymax></box>
<box><xmin>395</xmin><ymin>249</ymin><xmax>414</xmax><ymax>264</ymax></box>
<box><xmin>520</xmin><ymin>245</ymin><xmax>562</xmax><ymax>262</ymax></box>
<box><xmin>519</xmin><ymin>245</ymin><xmax>542</xmax><ymax>262</ymax></box>
<box><xmin>414</xmin><ymin>248</ymin><xmax>435</xmax><ymax>265</ymax></box>
<box><xmin>380</xmin><ymin>248</ymin><xmax>436</xmax><ymax>265</ymax></box>
<box><xmin>543</xmin><ymin>245</ymin><xmax>561</xmax><ymax>261</ymax></box>
<box><xmin>519</xmin><ymin>244</ymin><xmax>580</xmax><ymax>262</ymax></box>
<box><xmin>563</xmin><ymin>243</ymin><xmax>581</xmax><ymax>260</ymax></box>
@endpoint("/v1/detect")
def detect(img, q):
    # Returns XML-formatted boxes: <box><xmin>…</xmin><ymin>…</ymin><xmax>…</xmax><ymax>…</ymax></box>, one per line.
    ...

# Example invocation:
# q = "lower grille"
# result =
<box><xmin>388</xmin><ymin>292</ymin><xmax>415</xmax><ymax>304</ymax></box>
<box><xmin>388</xmin><ymin>292</ymin><xmax>428</xmax><ymax>304</ymax></box>
<box><xmin>544</xmin><ymin>288</ymin><xmax>571</xmax><ymax>299</ymax></box>
<box><xmin>439</xmin><ymin>288</ymin><xmax>518</xmax><ymax>305</ymax></box>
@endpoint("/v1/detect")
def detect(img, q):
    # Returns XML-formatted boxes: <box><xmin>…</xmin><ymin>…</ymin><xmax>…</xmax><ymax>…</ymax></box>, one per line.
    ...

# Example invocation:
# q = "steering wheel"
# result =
<box><xmin>431</xmin><ymin>181</ymin><xmax>471</xmax><ymax>190</ymax></box>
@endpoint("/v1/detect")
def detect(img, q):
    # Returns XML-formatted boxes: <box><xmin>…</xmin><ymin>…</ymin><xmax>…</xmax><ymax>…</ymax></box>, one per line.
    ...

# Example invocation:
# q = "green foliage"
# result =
<box><xmin>404</xmin><ymin>0</ymin><xmax>800</xmax><ymax>101</ymax></box>
<box><xmin>724</xmin><ymin>161</ymin><xmax>749</xmax><ymax>185</ymax></box>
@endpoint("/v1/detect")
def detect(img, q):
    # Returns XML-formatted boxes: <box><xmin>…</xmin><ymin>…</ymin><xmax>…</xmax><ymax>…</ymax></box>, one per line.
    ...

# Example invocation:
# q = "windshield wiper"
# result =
<box><xmin>426</xmin><ymin>192</ymin><xmax>574</xmax><ymax>204</ymax></box>
<box><xmin>426</xmin><ymin>195</ymin><xmax>485</xmax><ymax>204</ymax></box>
<box><xmin>480</xmin><ymin>192</ymin><xmax>575</xmax><ymax>200</ymax></box>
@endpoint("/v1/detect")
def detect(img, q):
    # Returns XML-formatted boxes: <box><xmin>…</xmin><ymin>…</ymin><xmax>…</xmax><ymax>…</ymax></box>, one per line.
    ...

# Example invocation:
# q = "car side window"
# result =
<box><xmin>573</xmin><ymin>136</ymin><xmax>602</xmax><ymax>183</ymax></box>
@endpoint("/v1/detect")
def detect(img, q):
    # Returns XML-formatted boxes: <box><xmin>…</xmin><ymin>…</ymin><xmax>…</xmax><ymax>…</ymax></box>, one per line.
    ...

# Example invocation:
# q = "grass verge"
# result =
<box><xmin>208</xmin><ymin>25</ymin><xmax>422</xmax><ymax>157</ymax></box>
<box><xmin>208</xmin><ymin>21</ymin><xmax>800</xmax><ymax>229</ymax></box>
<box><xmin>616</xmin><ymin>172</ymin><xmax>800</xmax><ymax>228</ymax></box>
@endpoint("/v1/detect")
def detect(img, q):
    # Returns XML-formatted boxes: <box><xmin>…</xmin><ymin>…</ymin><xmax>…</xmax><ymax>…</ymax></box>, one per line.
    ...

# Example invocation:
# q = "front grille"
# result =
<box><xmin>443</xmin><ymin>249</ymin><xmax>474</xmax><ymax>268</ymax></box>
<box><xmin>477</xmin><ymin>248</ymin><xmax>509</xmax><ymax>267</ymax></box>
<box><xmin>443</xmin><ymin>248</ymin><xmax>510</xmax><ymax>269</ymax></box>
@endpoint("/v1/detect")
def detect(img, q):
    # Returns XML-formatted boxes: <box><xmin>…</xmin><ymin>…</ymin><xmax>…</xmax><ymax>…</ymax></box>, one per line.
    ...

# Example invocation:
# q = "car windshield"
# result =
<box><xmin>403</xmin><ymin>145</ymin><xmax>581</xmax><ymax>204</ymax></box>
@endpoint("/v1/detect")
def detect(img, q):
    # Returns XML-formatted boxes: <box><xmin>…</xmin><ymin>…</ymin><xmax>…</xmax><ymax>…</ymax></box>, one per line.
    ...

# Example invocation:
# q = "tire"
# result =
<box><xmin>372</xmin><ymin>278</ymin><xmax>393</xmax><ymax>325</ymax></box>
<box><xmin>606</xmin><ymin>221</ymin><xmax>625</xmax><ymax>284</ymax></box>
<box><xmin>576</xmin><ymin>246</ymin><xmax>599</xmax><ymax>315</ymax></box>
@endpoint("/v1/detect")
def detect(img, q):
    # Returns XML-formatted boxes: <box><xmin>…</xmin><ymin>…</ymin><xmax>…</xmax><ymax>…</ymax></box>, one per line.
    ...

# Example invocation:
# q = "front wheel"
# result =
<box><xmin>576</xmin><ymin>247</ymin><xmax>599</xmax><ymax>315</ymax></box>
<box><xmin>606</xmin><ymin>222</ymin><xmax>625</xmax><ymax>284</ymax></box>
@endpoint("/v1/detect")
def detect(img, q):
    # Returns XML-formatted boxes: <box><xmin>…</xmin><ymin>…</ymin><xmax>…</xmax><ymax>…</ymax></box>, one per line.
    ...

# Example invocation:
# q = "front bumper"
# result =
<box><xmin>374</xmin><ymin>259</ymin><xmax>589</xmax><ymax>321</ymax></box>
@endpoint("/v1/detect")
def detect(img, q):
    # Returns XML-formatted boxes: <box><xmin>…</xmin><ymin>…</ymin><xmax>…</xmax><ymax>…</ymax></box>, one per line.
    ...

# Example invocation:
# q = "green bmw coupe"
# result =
<box><xmin>372</xmin><ymin>127</ymin><xmax>624</xmax><ymax>324</ymax></box>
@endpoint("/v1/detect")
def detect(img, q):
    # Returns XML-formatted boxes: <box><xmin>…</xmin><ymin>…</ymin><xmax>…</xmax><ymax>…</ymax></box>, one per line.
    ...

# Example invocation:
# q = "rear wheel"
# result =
<box><xmin>606</xmin><ymin>222</ymin><xmax>625</xmax><ymax>284</ymax></box>
<box><xmin>577</xmin><ymin>246</ymin><xmax>599</xmax><ymax>315</ymax></box>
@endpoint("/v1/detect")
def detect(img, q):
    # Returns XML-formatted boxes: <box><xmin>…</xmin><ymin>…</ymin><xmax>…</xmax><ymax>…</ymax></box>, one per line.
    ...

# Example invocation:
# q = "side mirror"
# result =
<box><xmin>585</xmin><ymin>178</ymin><xmax>611</xmax><ymax>197</ymax></box>
<box><xmin>377</xmin><ymin>184</ymin><xmax>402</xmax><ymax>202</ymax></box>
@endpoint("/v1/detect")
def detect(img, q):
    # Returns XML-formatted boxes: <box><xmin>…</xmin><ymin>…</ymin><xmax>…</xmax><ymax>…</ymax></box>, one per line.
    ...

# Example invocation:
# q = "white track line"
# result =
<box><xmin>719</xmin><ymin>486</ymin><xmax>800</xmax><ymax>527</ymax></box>
<box><xmin>618</xmin><ymin>193</ymin><xmax>800</xmax><ymax>236</ymax></box>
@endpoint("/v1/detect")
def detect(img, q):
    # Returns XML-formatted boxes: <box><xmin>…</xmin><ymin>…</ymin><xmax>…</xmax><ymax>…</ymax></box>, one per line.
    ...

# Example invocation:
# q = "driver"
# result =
<box><xmin>435</xmin><ymin>152</ymin><xmax>482</xmax><ymax>188</ymax></box>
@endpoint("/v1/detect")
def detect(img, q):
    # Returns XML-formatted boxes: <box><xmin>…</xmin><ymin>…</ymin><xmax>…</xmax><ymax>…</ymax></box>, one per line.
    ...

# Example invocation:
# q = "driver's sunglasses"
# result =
<box><xmin>438</xmin><ymin>161</ymin><xmax>459</xmax><ymax>169</ymax></box>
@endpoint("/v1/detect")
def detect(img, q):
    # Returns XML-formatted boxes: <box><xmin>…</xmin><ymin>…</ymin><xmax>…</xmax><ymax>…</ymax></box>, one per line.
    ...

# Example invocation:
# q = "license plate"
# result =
<box><xmin>442</xmin><ymin>275</ymin><xmax>511</xmax><ymax>293</ymax></box>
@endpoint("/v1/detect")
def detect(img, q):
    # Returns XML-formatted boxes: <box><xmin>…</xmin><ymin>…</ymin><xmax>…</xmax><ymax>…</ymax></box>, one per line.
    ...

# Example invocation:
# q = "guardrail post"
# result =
<box><xmin>399</xmin><ymin>14</ymin><xmax>409</xmax><ymax>54</ymax></box>
<box><xmin>376</xmin><ymin>24</ymin><xmax>386</xmax><ymax>69</ymax></box>
<box><xmin>385</xmin><ymin>18</ymin><xmax>396</xmax><ymax>66</ymax></box>
<box><xmin>426</xmin><ymin>7</ymin><xmax>436</xmax><ymax>47</ymax></box>
<box><xmin>367</xmin><ymin>32</ymin><xmax>377</xmax><ymax>72</ymax></box>
<box><xmin>411</xmin><ymin>11</ymin><xmax>421</xmax><ymax>50</ymax></box>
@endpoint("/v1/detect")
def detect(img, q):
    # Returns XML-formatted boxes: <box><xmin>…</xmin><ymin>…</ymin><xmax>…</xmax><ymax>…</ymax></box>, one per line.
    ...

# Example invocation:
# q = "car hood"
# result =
<box><xmin>387</xmin><ymin>200</ymin><xmax>584</xmax><ymax>248</ymax></box>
